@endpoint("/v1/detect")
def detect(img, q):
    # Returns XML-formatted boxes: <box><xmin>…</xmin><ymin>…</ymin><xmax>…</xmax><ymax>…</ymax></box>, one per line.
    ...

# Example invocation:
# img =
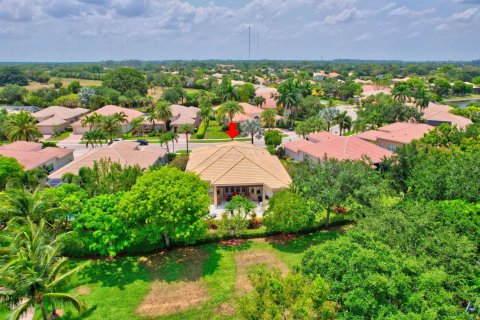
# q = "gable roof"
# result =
<box><xmin>33</xmin><ymin>106</ymin><xmax>89</xmax><ymax>121</ymax></box>
<box><xmin>422</xmin><ymin>102</ymin><xmax>472</xmax><ymax>129</ymax></box>
<box><xmin>0</xmin><ymin>142</ymin><xmax>73</xmax><ymax>170</ymax></box>
<box><xmin>356</xmin><ymin>122</ymin><xmax>434</xmax><ymax>145</ymax></box>
<box><xmin>186</xmin><ymin>142</ymin><xmax>291</xmax><ymax>189</ymax></box>
<box><xmin>48</xmin><ymin>141</ymin><xmax>166</xmax><ymax>179</ymax></box>
<box><xmin>300</xmin><ymin>134</ymin><xmax>393</xmax><ymax>163</ymax></box>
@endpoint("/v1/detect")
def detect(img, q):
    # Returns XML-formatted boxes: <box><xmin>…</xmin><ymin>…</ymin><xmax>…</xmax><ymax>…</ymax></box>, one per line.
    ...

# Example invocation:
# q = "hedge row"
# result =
<box><xmin>194</xmin><ymin>118</ymin><xmax>209</xmax><ymax>139</ymax></box>
<box><xmin>62</xmin><ymin>215</ymin><xmax>350</xmax><ymax>258</ymax></box>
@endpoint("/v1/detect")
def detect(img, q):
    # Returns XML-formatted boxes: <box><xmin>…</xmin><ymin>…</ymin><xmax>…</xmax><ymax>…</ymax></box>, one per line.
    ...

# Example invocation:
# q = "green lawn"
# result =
<box><xmin>204</xmin><ymin>120</ymin><xmax>230</xmax><ymax>139</ymax></box>
<box><xmin>47</xmin><ymin>131</ymin><xmax>72</xmax><ymax>142</ymax></box>
<box><xmin>443</xmin><ymin>94</ymin><xmax>480</xmax><ymax>101</ymax></box>
<box><xmin>25</xmin><ymin>230</ymin><xmax>342</xmax><ymax>320</ymax></box>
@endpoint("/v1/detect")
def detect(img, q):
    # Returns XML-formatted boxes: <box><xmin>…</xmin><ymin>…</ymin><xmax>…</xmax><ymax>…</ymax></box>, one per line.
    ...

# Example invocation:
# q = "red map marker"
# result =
<box><xmin>226</xmin><ymin>122</ymin><xmax>239</xmax><ymax>140</ymax></box>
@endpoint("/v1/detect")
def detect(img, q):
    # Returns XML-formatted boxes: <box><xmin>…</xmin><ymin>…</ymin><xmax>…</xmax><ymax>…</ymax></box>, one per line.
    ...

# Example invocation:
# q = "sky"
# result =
<box><xmin>0</xmin><ymin>0</ymin><xmax>479</xmax><ymax>62</ymax></box>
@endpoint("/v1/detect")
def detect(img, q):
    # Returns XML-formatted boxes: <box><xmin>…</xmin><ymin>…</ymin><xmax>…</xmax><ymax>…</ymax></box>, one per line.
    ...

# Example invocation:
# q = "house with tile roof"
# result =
<box><xmin>421</xmin><ymin>102</ymin><xmax>472</xmax><ymax>130</ymax></box>
<box><xmin>32</xmin><ymin>106</ymin><xmax>89</xmax><ymax>135</ymax></box>
<box><xmin>282</xmin><ymin>132</ymin><xmax>393</xmax><ymax>164</ymax></box>
<box><xmin>356</xmin><ymin>122</ymin><xmax>434</xmax><ymax>151</ymax></box>
<box><xmin>186</xmin><ymin>142</ymin><xmax>291</xmax><ymax>205</ymax></box>
<box><xmin>48</xmin><ymin>141</ymin><xmax>167</xmax><ymax>179</ymax></box>
<box><xmin>71</xmin><ymin>105</ymin><xmax>144</xmax><ymax>134</ymax></box>
<box><xmin>0</xmin><ymin>141</ymin><xmax>74</xmax><ymax>172</ymax></box>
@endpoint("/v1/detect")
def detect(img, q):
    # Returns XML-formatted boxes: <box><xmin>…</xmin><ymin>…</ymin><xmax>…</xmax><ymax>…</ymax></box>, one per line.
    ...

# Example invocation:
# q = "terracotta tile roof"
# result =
<box><xmin>37</xmin><ymin>115</ymin><xmax>69</xmax><ymax>126</ymax></box>
<box><xmin>0</xmin><ymin>142</ymin><xmax>74</xmax><ymax>170</ymax></box>
<box><xmin>33</xmin><ymin>106</ymin><xmax>89</xmax><ymax>122</ymax></box>
<box><xmin>48</xmin><ymin>141</ymin><xmax>167</xmax><ymax>179</ymax></box>
<box><xmin>256</xmin><ymin>92</ymin><xmax>277</xmax><ymax>109</ymax></box>
<box><xmin>169</xmin><ymin>105</ymin><xmax>199</xmax><ymax>126</ymax></box>
<box><xmin>186</xmin><ymin>142</ymin><xmax>291</xmax><ymax>190</ymax></box>
<box><xmin>356</xmin><ymin>123</ymin><xmax>434</xmax><ymax>144</ymax></box>
<box><xmin>422</xmin><ymin>102</ymin><xmax>472</xmax><ymax>130</ymax></box>
<box><xmin>362</xmin><ymin>85</ymin><xmax>391</xmax><ymax>96</ymax></box>
<box><xmin>307</xmin><ymin>132</ymin><xmax>344</xmax><ymax>143</ymax></box>
<box><xmin>282</xmin><ymin>140</ymin><xmax>316</xmax><ymax>153</ymax></box>
<box><xmin>72</xmin><ymin>105</ymin><xmax>144</xmax><ymax>126</ymax></box>
<box><xmin>355</xmin><ymin>130</ymin><xmax>383</xmax><ymax>142</ymax></box>
<box><xmin>239</xmin><ymin>102</ymin><xmax>263</xmax><ymax>115</ymax></box>
<box><xmin>283</xmin><ymin>132</ymin><xmax>393</xmax><ymax>163</ymax></box>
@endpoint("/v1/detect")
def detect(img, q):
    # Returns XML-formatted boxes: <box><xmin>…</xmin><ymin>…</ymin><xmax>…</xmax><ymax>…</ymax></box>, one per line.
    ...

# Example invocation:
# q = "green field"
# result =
<box><xmin>14</xmin><ymin>230</ymin><xmax>342</xmax><ymax>320</ymax></box>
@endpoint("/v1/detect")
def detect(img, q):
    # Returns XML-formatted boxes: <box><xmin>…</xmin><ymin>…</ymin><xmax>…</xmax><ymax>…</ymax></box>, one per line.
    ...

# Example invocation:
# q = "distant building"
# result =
<box><xmin>33</xmin><ymin>106</ymin><xmax>89</xmax><ymax>135</ymax></box>
<box><xmin>255</xmin><ymin>86</ymin><xmax>278</xmax><ymax>109</ymax></box>
<box><xmin>282</xmin><ymin>132</ymin><xmax>393</xmax><ymax>165</ymax></box>
<box><xmin>355</xmin><ymin>122</ymin><xmax>434</xmax><ymax>151</ymax></box>
<box><xmin>0</xmin><ymin>106</ymin><xmax>41</xmax><ymax>113</ymax></box>
<box><xmin>48</xmin><ymin>141</ymin><xmax>167</xmax><ymax>179</ymax></box>
<box><xmin>0</xmin><ymin>141</ymin><xmax>74</xmax><ymax>172</ymax></box>
<box><xmin>186</xmin><ymin>142</ymin><xmax>291</xmax><ymax>205</ymax></box>
<box><xmin>361</xmin><ymin>85</ymin><xmax>391</xmax><ymax>97</ymax></box>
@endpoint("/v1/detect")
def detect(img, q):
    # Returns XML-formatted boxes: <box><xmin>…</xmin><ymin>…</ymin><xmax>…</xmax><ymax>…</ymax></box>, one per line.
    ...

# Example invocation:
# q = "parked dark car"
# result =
<box><xmin>136</xmin><ymin>139</ymin><xmax>149</xmax><ymax>146</ymax></box>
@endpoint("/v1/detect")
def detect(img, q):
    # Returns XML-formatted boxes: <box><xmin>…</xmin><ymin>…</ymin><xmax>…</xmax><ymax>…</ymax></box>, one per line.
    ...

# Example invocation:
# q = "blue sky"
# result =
<box><xmin>0</xmin><ymin>0</ymin><xmax>479</xmax><ymax>62</ymax></box>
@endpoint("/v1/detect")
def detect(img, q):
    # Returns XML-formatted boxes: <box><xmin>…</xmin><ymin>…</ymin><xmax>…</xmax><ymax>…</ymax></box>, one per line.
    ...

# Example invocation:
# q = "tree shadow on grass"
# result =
<box><xmin>67</xmin><ymin>257</ymin><xmax>149</xmax><ymax>290</ymax></box>
<box><xmin>268</xmin><ymin>231</ymin><xmax>340</xmax><ymax>254</ymax></box>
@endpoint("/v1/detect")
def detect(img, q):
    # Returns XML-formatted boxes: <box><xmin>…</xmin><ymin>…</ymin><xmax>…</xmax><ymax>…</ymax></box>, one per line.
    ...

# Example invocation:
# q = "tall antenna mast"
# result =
<box><xmin>257</xmin><ymin>32</ymin><xmax>259</xmax><ymax>60</ymax></box>
<box><xmin>248</xmin><ymin>26</ymin><xmax>251</xmax><ymax>61</ymax></box>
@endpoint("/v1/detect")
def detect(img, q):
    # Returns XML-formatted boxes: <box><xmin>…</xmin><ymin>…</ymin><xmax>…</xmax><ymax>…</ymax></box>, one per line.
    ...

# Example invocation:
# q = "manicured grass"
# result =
<box><xmin>443</xmin><ymin>94</ymin><xmax>480</xmax><ymax>101</ymax></box>
<box><xmin>47</xmin><ymin>131</ymin><xmax>72</xmax><ymax>142</ymax></box>
<box><xmin>33</xmin><ymin>230</ymin><xmax>342</xmax><ymax>320</ymax></box>
<box><xmin>204</xmin><ymin>120</ymin><xmax>229</xmax><ymax>139</ymax></box>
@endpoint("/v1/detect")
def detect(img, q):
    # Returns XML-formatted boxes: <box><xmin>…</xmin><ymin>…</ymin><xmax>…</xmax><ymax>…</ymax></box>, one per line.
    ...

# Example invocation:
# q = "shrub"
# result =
<box><xmin>264</xmin><ymin>190</ymin><xmax>312</xmax><ymax>233</ymax></box>
<box><xmin>167</xmin><ymin>154</ymin><xmax>189</xmax><ymax>171</ymax></box>
<box><xmin>195</xmin><ymin>118</ymin><xmax>208</xmax><ymax>139</ymax></box>
<box><xmin>264</xmin><ymin>130</ymin><xmax>282</xmax><ymax>147</ymax></box>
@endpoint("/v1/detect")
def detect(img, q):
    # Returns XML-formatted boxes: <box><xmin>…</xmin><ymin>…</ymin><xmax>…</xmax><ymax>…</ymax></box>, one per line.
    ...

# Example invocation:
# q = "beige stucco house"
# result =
<box><xmin>186</xmin><ymin>142</ymin><xmax>291</xmax><ymax>205</ymax></box>
<box><xmin>32</xmin><ymin>106</ymin><xmax>89</xmax><ymax>135</ymax></box>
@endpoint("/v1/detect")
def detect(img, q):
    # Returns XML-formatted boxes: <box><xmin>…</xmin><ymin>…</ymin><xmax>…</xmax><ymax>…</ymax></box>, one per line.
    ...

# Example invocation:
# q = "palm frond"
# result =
<box><xmin>43</xmin><ymin>292</ymin><xmax>87</xmax><ymax>313</ymax></box>
<box><xmin>7</xmin><ymin>298</ymin><xmax>33</xmax><ymax>320</ymax></box>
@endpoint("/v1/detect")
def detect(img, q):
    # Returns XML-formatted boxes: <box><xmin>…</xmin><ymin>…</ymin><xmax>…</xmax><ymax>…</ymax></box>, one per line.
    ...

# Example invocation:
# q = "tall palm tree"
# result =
<box><xmin>274</xmin><ymin>78</ymin><xmax>303</xmax><ymax>124</ymax></box>
<box><xmin>219</xmin><ymin>78</ymin><xmax>236</xmax><ymax>102</ymax></box>
<box><xmin>80</xmin><ymin>113</ymin><xmax>98</xmax><ymax>131</ymax></box>
<box><xmin>218</xmin><ymin>101</ymin><xmax>245</xmax><ymax>123</ymax></box>
<box><xmin>130</xmin><ymin>117</ymin><xmax>144</xmax><ymax>137</ymax></box>
<box><xmin>0</xmin><ymin>218</ymin><xmax>87</xmax><ymax>320</ymax></box>
<box><xmin>154</xmin><ymin>100</ymin><xmax>173</xmax><ymax>131</ymax></box>
<box><xmin>261</xmin><ymin>109</ymin><xmax>277</xmax><ymax>130</ymax></box>
<box><xmin>178</xmin><ymin>123</ymin><xmax>196</xmax><ymax>155</ymax></box>
<box><xmin>392</xmin><ymin>83</ymin><xmax>410</xmax><ymax>102</ymax></box>
<box><xmin>319</xmin><ymin>108</ymin><xmax>339</xmax><ymax>132</ymax></box>
<box><xmin>335</xmin><ymin>111</ymin><xmax>352</xmax><ymax>135</ymax></box>
<box><xmin>5</xmin><ymin>111</ymin><xmax>42</xmax><ymax>142</ymax></box>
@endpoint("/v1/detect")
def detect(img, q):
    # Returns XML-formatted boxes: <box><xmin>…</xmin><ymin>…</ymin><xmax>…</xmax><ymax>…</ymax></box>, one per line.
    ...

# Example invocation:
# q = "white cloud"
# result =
<box><xmin>387</xmin><ymin>6</ymin><xmax>435</xmax><ymax>18</ymax></box>
<box><xmin>450</xmin><ymin>7</ymin><xmax>479</xmax><ymax>21</ymax></box>
<box><xmin>324</xmin><ymin>7</ymin><xmax>370</xmax><ymax>25</ymax></box>
<box><xmin>353</xmin><ymin>32</ymin><xmax>372</xmax><ymax>42</ymax></box>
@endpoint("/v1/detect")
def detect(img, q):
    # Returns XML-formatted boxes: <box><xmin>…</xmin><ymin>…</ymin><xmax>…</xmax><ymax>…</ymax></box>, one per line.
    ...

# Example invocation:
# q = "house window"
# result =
<box><xmin>387</xmin><ymin>144</ymin><xmax>396</xmax><ymax>151</ymax></box>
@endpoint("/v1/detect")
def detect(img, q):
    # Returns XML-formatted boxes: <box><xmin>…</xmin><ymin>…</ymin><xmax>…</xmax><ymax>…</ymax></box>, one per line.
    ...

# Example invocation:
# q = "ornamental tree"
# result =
<box><xmin>73</xmin><ymin>192</ymin><xmax>128</xmax><ymax>257</ymax></box>
<box><xmin>119</xmin><ymin>167</ymin><xmax>210</xmax><ymax>248</ymax></box>
<box><xmin>263</xmin><ymin>190</ymin><xmax>312</xmax><ymax>233</ymax></box>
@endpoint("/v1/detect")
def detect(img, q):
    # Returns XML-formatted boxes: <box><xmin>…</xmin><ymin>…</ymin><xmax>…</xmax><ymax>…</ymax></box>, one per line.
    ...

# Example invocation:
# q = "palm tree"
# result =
<box><xmin>274</xmin><ymin>78</ymin><xmax>303</xmax><ymax>124</ymax></box>
<box><xmin>80</xmin><ymin>113</ymin><xmax>98</xmax><ymax>131</ymax></box>
<box><xmin>319</xmin><ymin>108</ymin><xmax>339</xmax><ymax>132</ymax></box>
<box><xmin>98</xmin><ymin>115</ymin><xmax>120</xmax><ymax>143</ymax></box>
<box><xmin>392</xmin><ymin>83</ymin><xmax>410</xmax><ymax>102</ymax></box>
<box><xmin>335</xmin><ymin>111</ymin><xmax>352</xmax><ymax>135</ymax></box>
<box><xmin>414</xmin><ymin>89</ymin><xmax>430</xmax><ymax>111</ymax></box>
<box><xmin>130</xmin><ymin>117</ymin><xmax>145</xmax><ymax>137</ymax></box>
<box><xmin>0</xmin><ymin>187</ymin><xmax>47</xmax><ymax>222</ymax></box>
<box><xmin>240</xmin><ymin>119</ymin><xmax>264</xmax><ymax>144</ymax></box>
<box><xmin>4</xmin><ymin>111</ymin><xmax>42</xmax><ymax>142</ymax></box>
<box><xmin>261</xmin><ymin>109</ymin><xmax>277</xmax><ymax>130</ymax></box>
<box><xmin>198</xmin><ymin>100</ymin><xmax>214</xmax><ymax>121</ymax></box>
<box><xmin>254</xmin><ymin>96</ymin><xmax>266</xmax><ymax>108</ymax></box>
<box><xmin>178</xmin><ymin>123</ymin><xmax>196</xmax><ymax>155</ymax></box>
<box><xmin>0</xmin><ymin>218</ymin><xmax>87</xmax><ymax>320</ymax></box>
<box><xmin>154</xmin><ymin>100</ymin><xmax>173</xmax><ymax>131</ymax></box>
<box><xmin>218</xmin><ymin>101</ymin><xmax>245</xmax><ymax>123</ymax></box>
<box><xmin>219</xmin><ymin>78</ymin><xmax>236</xmax><ymax>102</ymax></box>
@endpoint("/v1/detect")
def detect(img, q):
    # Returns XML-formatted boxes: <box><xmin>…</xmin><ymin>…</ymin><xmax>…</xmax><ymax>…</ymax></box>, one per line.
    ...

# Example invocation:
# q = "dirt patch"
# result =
<box><xmin>235</xmin><ymin>250</ymin><xmax>289</xmax><ymax>292</ymax></box>
<box><xmin>75</xmin><ymin>285</ymin><xmax>91</xmax><ymax>296</ymax></box>
<box><xmin>215</xmin><ymin>302</ymin><xmax>236</xmax><ymax>316</ymax></box>
<box><xmin>136</xmin><ymin>248</ymin><xmax>209</xmax><ymax>317</ymax></box>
